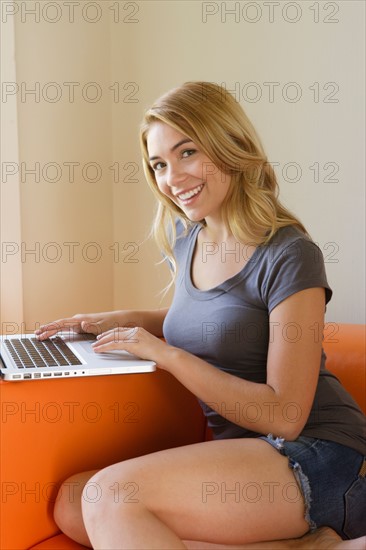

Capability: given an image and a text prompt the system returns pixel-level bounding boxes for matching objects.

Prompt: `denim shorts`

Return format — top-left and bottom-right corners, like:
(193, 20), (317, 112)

(259, 434), (366, 539)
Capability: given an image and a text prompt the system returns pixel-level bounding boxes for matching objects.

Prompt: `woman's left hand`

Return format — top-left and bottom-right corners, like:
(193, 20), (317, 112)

(91, 326), (172, 368)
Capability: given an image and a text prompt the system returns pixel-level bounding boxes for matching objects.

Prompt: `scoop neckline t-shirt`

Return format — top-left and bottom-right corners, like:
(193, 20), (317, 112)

(162, 221), (365, 455)
(185, 223), (263, 300)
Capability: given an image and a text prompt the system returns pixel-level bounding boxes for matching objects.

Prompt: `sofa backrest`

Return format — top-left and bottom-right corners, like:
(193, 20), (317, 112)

(322, 323), (365, 413)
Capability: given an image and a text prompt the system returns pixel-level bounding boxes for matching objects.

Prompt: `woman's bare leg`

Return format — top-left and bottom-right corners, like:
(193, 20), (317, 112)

(54, 445), (365, 550)
(80, 439), (310, 549)
(54, 469), (97, 547)
(185, 529), (366, 549)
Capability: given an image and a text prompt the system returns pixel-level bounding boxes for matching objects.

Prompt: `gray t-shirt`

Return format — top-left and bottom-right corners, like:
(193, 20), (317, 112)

(163, 222), (366, 456)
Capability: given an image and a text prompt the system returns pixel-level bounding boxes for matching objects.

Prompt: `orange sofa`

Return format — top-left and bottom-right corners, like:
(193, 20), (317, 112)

(1, 323), (365, 550)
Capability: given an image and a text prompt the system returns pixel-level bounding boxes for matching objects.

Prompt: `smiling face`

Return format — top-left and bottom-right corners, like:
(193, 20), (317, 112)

(146, 122), (232, 224)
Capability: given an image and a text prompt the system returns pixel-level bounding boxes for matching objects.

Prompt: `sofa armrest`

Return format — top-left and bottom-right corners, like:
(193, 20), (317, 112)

(0, 368), (206, 550)
(2, 323), (364, 550)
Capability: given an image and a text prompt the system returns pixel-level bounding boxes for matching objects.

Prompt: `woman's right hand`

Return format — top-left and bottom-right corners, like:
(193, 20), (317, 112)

(35, 311), (127, 340)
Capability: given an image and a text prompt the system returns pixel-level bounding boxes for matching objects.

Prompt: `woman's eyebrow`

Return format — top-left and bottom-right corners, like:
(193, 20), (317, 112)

(149, 139), (193, 162)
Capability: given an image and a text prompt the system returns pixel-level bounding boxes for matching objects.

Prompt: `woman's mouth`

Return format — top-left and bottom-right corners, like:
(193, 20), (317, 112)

(176, 184), (204, 204)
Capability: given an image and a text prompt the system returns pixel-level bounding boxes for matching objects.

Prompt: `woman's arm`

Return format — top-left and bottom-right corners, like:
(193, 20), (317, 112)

(93, 288), (325, 440)
(35, 308), (169, 339)
(163, 287), (325, 440)
(123, 308), (169, 337)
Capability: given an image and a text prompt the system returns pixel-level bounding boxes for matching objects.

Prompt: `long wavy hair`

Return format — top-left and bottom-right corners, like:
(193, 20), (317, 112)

(140, 81), (307, 287)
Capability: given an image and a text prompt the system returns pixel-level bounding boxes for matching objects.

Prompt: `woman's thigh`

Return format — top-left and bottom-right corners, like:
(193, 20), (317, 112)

(87, 438), (310, 545)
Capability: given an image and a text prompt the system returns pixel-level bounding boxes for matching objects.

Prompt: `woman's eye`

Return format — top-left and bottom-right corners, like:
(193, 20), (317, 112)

(151, 149), (196, 171)
(152, 161), (165, 171)
(182, 149), (196, 158)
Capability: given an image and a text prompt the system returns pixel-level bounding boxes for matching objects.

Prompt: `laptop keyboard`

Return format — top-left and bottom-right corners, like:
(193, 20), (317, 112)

(3, 337), (82, 369)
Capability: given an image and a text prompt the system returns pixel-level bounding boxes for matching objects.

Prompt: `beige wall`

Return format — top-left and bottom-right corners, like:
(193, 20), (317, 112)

(2, 2), (115, 330)
(1, 8), (23, 331)
(1, 0), (365, 327)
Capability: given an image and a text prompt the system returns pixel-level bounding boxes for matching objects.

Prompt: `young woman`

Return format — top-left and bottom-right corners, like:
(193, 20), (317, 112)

(36, 82), (366, 549)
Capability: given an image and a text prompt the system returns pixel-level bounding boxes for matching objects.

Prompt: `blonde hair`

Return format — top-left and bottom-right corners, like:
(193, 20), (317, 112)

(140, 81), (307, 286)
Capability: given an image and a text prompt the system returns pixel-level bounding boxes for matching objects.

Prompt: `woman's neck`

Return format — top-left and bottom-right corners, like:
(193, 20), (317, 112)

(201, 217), (232, 243)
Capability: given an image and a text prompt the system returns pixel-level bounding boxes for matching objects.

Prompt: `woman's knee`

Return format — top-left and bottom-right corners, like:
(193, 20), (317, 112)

(81, 464), (129, 515)
(54, 470), (98, 537)
(81, 461), (144, 526)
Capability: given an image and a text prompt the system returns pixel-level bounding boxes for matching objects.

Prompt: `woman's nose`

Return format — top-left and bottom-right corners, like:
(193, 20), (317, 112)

(166, 163), (187, 188)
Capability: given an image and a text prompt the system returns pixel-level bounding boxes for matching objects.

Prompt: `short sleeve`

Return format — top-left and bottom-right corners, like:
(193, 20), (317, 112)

(162, 217), (193, 272)
(263, 238), (333, 313)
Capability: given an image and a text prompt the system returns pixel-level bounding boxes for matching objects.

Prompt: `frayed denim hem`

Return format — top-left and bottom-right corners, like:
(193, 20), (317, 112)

(259, 433), (317, 532)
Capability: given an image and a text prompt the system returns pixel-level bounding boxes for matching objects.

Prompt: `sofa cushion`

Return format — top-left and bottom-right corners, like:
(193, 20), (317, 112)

(29, 533), (88, 549)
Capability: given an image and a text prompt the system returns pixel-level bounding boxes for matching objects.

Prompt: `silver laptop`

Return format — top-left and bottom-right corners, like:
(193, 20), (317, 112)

(0, 332), (156, 381)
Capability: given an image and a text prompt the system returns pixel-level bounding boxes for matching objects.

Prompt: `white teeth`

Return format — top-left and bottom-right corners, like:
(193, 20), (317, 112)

(178, 184), (203, 201)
